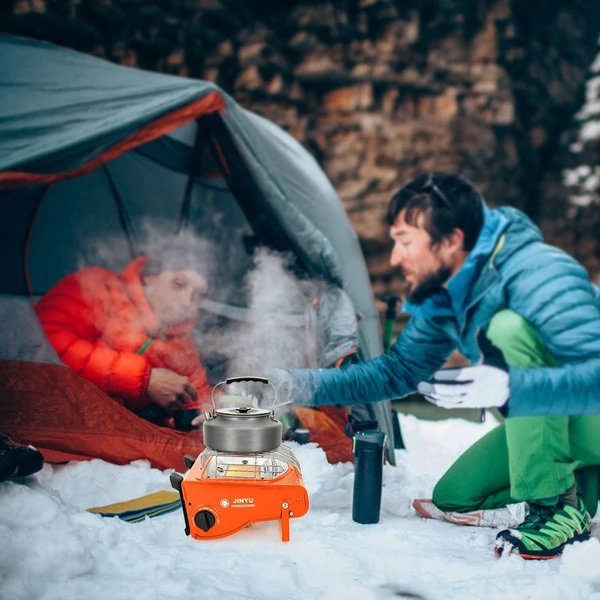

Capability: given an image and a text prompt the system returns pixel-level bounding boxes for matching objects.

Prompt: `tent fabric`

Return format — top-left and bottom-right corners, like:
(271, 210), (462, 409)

(313, 285), (360, 368)
(0, 295), (61, 364)
(0, 93), (226, 187)
(221, 108), (383, 362)
(0, 35), (225, 177)
(0, 34), (397, 463)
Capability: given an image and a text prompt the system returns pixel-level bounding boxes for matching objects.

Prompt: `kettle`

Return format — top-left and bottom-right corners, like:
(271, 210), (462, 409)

(203, 376), (283, 453)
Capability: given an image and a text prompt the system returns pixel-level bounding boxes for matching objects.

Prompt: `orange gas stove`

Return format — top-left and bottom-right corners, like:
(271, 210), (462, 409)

(170, 376), (309, 542)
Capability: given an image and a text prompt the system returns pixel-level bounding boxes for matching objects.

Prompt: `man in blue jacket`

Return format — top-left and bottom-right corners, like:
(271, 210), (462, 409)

(274, 173), (600, 559)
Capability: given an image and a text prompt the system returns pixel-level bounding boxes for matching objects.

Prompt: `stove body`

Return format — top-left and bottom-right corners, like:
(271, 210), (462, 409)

(171, 445), (309, 541)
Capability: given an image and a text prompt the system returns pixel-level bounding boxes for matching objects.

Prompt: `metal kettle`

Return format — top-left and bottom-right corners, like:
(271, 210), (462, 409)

(203, 376), (282, 453)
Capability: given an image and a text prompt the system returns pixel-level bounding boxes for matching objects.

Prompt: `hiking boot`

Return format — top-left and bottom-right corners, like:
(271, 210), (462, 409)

(495, 497), (591, 560)
(0, 434), (44, 482)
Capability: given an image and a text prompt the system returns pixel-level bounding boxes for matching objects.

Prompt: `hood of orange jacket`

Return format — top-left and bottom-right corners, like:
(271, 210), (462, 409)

(120, 257), (198, 339)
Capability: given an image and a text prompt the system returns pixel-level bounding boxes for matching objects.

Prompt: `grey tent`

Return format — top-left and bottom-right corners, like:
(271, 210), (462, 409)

(0, 34), (398, 463)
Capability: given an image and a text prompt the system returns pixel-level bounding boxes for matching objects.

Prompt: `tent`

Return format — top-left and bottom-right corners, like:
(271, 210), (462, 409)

(0, 34), (398, 464)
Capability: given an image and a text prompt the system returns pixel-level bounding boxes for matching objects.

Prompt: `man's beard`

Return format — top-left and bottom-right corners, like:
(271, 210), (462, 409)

(406, 266), (453, 305)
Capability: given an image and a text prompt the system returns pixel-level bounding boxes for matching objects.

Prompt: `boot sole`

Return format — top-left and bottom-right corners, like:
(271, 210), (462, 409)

(495, 531), (591, 560)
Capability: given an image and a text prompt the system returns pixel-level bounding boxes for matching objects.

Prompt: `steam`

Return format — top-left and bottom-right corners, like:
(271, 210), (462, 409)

(202, 249), (319, 373)
(77, 217), (217, 277)
(72, 223), (347, 406)
(195, 247), (326, 404)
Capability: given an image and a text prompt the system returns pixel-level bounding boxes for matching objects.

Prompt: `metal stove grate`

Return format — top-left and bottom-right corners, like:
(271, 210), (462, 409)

(199, 444), (301, 480)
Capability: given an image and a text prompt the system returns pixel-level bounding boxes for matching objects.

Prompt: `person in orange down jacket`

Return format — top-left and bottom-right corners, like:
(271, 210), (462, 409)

(35, 237), (213, 427)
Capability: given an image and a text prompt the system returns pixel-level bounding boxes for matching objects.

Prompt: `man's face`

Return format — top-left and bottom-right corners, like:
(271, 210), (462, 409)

(389, 211), (454, 304)
(143, 270), (208, 327)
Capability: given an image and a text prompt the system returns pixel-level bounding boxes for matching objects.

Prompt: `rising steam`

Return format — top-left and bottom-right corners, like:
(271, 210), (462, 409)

(71, 223), (354, 406)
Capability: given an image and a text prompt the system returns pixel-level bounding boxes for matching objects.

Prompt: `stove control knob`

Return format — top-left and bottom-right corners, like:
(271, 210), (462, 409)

(194, 510), (216, 532)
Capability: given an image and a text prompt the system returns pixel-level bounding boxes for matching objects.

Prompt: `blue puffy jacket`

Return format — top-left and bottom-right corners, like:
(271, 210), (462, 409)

(303, 205), (600, 416)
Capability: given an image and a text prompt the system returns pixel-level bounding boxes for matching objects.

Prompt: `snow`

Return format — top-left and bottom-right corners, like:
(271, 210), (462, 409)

(564, 45), (600, 207)
(562, 164), (600, 206)
(575, 75), (600, 122)
(1, 414), (599, 600)
(579, 119), (600, 143)
(592, 36), (600, 73)
(568, 194), (595, 208)
(568, 42), (600, 158)
(564, 165), (593, 186)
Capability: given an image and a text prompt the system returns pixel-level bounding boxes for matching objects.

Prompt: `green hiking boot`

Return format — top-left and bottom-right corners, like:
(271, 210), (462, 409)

(495, 497), (591, 560)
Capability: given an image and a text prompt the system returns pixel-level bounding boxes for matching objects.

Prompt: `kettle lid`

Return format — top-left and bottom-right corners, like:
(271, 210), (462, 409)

(214, 406), (271, 418)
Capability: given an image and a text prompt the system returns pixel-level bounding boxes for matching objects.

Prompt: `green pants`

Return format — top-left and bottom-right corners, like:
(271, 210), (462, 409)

(432, 310), (600, 517)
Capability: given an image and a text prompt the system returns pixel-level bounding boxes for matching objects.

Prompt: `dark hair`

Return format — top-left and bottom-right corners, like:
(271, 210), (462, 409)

(386, 173), (484, 251)
(142, 235), (214, 281)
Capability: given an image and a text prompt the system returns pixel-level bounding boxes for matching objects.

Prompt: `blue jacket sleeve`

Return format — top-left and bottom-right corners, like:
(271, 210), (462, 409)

(299, 315), (455, 407)
(504, 245), (600, 416)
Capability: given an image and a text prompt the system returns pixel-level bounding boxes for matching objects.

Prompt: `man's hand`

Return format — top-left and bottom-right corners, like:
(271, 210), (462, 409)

(146, 368), (198, 412)
(416, 329), (510, 410)
(265, 368), (315, 407)
(266, 368), (295, 406)
(417, 364), (509, 409)
(190, 414), (203, 428)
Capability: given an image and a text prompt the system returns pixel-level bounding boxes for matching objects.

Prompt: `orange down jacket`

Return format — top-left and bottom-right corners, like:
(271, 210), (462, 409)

(35, 257), (212, 412)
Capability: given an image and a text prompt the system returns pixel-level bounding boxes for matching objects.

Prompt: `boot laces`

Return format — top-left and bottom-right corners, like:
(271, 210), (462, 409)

(520, 504), (556, 530)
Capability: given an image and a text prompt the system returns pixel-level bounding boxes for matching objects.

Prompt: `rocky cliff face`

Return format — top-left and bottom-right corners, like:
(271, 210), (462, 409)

(4, 0), (600, 305)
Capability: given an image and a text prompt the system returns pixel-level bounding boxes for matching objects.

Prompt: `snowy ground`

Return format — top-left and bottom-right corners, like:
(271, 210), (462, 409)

(1, 414), (600, 600)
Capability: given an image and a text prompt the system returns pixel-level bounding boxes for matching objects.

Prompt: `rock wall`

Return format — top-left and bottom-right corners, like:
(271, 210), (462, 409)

(3, 0), (600, 305)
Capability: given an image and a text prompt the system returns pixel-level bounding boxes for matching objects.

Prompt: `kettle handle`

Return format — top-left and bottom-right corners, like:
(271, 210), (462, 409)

(225, 376), (268, 385)
(210, 376), (281, 415)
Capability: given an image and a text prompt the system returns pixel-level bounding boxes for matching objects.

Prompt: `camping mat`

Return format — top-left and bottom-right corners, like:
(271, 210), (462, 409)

(87, 490), (180, 523)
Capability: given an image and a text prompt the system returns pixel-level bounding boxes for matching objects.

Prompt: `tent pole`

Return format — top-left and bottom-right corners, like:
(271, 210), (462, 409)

(203, 113), (306, 265)
(177, 119), (206, 234)
(102, 165), (138, 259)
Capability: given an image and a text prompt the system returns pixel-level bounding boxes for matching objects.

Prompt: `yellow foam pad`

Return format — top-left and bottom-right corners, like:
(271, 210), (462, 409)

(88, 490), (180, 517)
